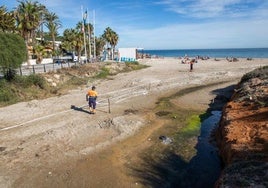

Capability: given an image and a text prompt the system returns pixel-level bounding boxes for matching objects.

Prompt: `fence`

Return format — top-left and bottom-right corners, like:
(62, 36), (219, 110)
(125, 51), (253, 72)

(0, 58), (100, 77)
(17, 61), (78, 76)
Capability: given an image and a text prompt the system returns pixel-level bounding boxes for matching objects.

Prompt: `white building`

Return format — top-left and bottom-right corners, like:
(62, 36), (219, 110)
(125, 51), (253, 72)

(118, 48), (139, 62)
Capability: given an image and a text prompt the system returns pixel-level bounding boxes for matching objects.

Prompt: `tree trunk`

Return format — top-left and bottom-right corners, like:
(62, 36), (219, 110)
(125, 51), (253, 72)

(111, 46), (115, 60)
(52, 34), (55, 53)
(25, 40), (31, 66)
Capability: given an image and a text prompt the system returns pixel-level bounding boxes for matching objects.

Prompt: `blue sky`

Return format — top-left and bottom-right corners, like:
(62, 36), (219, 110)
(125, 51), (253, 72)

(2, 0), (268, 49)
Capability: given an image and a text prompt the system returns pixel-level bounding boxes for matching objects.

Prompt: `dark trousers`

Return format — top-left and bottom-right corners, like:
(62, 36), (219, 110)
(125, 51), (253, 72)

(88, 98), (96, 109)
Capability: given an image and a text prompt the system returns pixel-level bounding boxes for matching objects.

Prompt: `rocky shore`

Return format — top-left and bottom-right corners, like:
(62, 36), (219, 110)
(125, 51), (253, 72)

(216, 66), (268, 187)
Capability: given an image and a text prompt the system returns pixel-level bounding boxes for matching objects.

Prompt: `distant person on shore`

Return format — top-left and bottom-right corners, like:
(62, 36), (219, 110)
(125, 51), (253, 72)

(190, 59), (195, 72)
(86, 86), (98, 114)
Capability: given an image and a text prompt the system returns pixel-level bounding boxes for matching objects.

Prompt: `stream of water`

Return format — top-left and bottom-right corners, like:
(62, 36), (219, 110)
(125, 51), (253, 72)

(185, 111), (222, 187)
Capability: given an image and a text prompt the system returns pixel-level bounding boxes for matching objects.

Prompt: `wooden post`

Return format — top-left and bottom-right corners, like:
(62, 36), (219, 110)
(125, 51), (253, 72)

(19, 66), (22, 76)
(32, 65), (35, 74)
(108, 98), (111, 113)
(43, 64), (46, 72)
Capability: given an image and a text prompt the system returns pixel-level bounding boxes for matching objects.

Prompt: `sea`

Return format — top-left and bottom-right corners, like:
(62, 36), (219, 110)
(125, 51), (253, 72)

(139, 48), (268, 58)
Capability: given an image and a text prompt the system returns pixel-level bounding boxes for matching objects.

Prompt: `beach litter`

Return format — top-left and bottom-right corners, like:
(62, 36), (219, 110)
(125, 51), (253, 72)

(159, 135), (173, 145)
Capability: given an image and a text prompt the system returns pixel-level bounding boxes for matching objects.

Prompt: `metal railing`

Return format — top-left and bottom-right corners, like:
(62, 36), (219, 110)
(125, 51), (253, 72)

(17, 61), (78, 75)
(0, 58), (100, 77)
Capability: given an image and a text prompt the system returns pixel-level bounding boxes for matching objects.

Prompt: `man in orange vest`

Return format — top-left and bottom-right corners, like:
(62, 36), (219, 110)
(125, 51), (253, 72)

(86, 86), (98, 114)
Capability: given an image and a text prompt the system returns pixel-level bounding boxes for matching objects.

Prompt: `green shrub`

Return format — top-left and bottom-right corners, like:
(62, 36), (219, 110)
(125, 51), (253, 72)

(3, 68), (17, 81)
(94, 67), (110, 79)
(125, 61), (149, 70)
(0, 33), (27, 80)
(0, 89), (13, 102)
(0, 79), (16, 103)
(12, 74), (46, 89)
(126, 61), (138, 65)
(12, 75), (28, 87)
(27, 74), (46, 89)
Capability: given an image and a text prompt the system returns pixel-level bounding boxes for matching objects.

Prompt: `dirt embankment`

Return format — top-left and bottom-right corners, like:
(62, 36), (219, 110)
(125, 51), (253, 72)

(216, 66), (268, 187)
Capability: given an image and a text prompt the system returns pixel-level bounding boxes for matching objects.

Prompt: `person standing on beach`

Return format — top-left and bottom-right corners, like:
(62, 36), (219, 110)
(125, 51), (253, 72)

(86, 86), (98, 114)
(190, 59), (195, 72)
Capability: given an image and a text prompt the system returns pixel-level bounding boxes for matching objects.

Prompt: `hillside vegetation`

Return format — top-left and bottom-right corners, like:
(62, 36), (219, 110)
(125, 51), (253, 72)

(0, 62), (148, 107)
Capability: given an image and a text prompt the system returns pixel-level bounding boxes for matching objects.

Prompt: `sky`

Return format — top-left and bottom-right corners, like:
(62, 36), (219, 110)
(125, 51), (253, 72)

(2, 0), (268, 50)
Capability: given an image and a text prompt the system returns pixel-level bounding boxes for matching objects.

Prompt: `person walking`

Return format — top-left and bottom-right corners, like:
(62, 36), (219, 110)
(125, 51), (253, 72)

(86, 86), (98, 114)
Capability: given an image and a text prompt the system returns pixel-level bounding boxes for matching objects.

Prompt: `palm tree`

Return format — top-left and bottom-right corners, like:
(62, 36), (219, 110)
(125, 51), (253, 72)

(110, 31), (119, 60)
(75, 22), (87, 60)
(0, 6), (16, 33)
(15, 0), (45, 45)
(62, 27), (83, 62)
(44, 11), (61, 53)
(102, 27), (119, 60)
(62, 29), (76, 52)
(34, 44), (45, 64)
(95, 36), (106, 57)
(102, 27), (112, 49)
(15, 0), (46, 64)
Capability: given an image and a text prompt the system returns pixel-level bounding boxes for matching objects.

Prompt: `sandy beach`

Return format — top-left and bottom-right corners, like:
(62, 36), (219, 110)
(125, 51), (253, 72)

(0, 57), (267, 187)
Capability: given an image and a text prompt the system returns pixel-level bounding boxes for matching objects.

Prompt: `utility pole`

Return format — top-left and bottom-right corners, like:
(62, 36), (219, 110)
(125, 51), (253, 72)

(87, 8), (91, 60)
(81, 6), (87, 62)
(93, 10), (96, 59)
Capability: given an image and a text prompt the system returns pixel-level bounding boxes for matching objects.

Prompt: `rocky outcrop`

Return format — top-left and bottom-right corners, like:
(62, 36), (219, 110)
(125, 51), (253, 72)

(216, 66), (268, 187)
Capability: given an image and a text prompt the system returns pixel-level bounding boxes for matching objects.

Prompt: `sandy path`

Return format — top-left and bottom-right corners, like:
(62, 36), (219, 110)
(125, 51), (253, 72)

(0, 58), (267, 187)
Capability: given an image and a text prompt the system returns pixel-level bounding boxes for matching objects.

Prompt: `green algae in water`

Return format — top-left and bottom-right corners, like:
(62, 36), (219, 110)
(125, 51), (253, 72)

(171, 113), (202, 161)
(154, 93), (204, 160)
(181, 114), (201, 137)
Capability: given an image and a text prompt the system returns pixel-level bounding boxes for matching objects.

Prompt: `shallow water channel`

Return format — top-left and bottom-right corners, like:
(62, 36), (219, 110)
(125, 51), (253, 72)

(181, 110), (222, 187)
(130, 84), (233, 188)
(133, 109), (223, 188)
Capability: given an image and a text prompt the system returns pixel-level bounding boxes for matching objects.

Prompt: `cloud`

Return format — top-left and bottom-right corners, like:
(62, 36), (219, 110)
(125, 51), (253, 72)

(94, 0), (268, 49)
(117, 18), (268, 49)
(156, 0), (268, 19)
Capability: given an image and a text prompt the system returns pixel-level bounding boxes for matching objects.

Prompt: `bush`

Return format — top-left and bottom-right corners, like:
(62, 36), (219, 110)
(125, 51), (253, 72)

(27, 74), (46, 89)
(0, 89), (14, 102)
(12, 74), (46, 89)
(0, 74), (48, 106)
(94, 67), (110, 79)
(12, 75), (28, 87)
(3, 68), (17, 81)
(0, 79), (16, 103)
(125, 61), (149, 71)
(0, 33), (27, 80)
